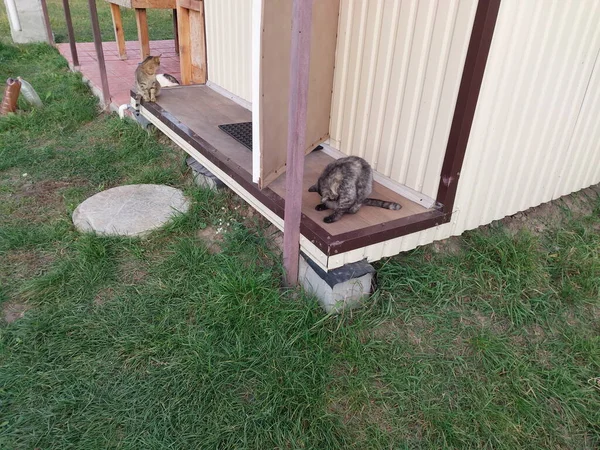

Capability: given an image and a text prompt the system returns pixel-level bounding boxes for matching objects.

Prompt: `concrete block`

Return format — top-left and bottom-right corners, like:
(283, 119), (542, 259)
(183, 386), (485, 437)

(3, 0), (49, 44)
(186, 156), (226, 190)
(299, 254), (375, 314)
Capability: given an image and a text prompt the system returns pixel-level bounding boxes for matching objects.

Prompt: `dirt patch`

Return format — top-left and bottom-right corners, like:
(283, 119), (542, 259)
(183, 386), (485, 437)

(196, 226), (224, 254)
(3, 301), (31, 323)
(3, 178), (87, 223)
(94, 287), (116, 306)
(119, 259), (148, 285)
(496, 186), (599, 237)
(1, 250), (55, 282)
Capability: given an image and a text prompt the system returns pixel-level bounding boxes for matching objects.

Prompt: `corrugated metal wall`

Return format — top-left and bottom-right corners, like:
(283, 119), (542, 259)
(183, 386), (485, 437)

(329, 0), (478, 199)
(330, 0), (600, 268)
(204, 0), (252, 103)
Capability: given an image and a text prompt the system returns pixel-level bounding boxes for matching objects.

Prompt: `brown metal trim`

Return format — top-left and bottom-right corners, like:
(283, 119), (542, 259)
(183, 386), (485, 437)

(62, 0), (79, 66)
(327, 209), (450, 254)
(139, 94), (451, 258)
(88, 0), (111, 109)
(436, 0), (501, 214)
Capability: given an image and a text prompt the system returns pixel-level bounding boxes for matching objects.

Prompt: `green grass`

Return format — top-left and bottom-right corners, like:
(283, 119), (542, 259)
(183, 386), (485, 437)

(0, 41), (599, 449)
(0, 0), (174, 44)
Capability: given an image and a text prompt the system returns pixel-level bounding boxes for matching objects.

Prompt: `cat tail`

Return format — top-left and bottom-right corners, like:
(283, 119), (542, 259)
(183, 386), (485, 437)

(364, 198), (402, 210)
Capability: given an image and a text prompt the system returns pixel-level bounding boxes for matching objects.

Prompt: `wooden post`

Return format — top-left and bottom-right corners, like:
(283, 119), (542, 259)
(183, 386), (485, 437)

(88, 0), (111, 109)
(40, 0), (54, 45)
(172, 9), (179, 55)
(135, 8), (151, 60)
(62, 0), (79, 66)
(176, 0), (206, 85)
(177, 4), (191, 84)
(283, 0), (314, 286)
(110, 3), (127, 60)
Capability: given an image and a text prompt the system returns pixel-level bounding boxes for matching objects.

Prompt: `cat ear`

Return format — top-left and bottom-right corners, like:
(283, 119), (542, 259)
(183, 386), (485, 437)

(308, 184), (318, 192)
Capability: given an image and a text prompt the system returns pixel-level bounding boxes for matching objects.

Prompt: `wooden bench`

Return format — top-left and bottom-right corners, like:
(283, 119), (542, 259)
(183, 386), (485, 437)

(105, 0), (178, 60)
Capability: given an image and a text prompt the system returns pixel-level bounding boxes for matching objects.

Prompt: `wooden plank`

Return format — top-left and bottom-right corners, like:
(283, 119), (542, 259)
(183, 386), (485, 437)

(259, 0), (340, 189)
(177, 5), (192, 84)
(283, 0), (314, 286)
(176, 0), (202, 12)
(135, 8), (150, 59)
(189, 7), (207, 83)
(106, 0), (176, 9)
(172, 9), (179, 54)
(110, 3), (127, 60)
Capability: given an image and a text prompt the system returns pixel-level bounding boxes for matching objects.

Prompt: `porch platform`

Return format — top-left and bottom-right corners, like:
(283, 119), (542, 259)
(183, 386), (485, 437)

(57, 40), (180, 109)
(137, 85), (448, 269)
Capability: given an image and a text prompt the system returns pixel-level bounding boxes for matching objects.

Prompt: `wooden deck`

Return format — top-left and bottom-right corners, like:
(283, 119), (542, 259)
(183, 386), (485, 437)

(137, 85), (447, 269)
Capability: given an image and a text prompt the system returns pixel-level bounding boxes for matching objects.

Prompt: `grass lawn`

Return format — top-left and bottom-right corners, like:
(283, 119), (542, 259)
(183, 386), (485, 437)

(1, 40), (599, 449)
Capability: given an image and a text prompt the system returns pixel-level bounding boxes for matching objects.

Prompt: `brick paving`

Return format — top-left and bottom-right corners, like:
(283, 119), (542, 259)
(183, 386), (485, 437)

(57, 40), (181, 109)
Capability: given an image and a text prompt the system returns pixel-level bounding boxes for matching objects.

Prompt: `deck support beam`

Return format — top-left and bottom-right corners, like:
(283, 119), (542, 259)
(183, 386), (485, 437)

(283, 0), (314, 286)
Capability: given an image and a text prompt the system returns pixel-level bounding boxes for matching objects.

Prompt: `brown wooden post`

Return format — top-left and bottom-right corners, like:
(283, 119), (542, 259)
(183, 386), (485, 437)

(135, 8), (151, 60)
(176, 0), (206, 85)
(88, 0), (111, 109)
(283, 0), (314, 286)
(62, 0), (79, 66)
(39, 0), (54, 45)
(172, 9), (179, 55)
(109, 3), (127, 60)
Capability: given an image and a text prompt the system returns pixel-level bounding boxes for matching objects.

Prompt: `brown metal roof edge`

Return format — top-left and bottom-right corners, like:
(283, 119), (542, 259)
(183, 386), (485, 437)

(138, 94), (448, 258)
(436, 0), (502, 214)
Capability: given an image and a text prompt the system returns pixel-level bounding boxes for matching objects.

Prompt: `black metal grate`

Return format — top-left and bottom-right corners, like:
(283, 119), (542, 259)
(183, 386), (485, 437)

(218, 122), (252, 151)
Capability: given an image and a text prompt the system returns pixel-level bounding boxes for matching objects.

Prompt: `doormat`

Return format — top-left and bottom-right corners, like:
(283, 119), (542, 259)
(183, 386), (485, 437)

(218, 122), (252, 151)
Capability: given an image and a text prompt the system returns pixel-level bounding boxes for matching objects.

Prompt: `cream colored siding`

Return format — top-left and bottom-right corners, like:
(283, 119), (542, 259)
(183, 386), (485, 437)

(204, 0), (252, 102)
(329, 0), (478, 198)
(328, 0), (600, 270)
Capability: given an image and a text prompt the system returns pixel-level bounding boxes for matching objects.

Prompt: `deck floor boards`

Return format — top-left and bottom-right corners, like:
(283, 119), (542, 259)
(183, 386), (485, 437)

(146, 85), (438, 256)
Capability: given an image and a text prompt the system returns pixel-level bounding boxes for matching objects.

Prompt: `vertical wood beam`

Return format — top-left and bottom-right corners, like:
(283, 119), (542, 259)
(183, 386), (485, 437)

(110, 3), (127, 60)
(88, 0), (111, 109)
(283, 0), (314, 286)
(177, 5), (192, 84)
(172, 9), (179, 55)
(189, 7), (207, 83)
(135, 8), (150, 60)
(62, 0), (79, 66)
(177, 1), (206, 85)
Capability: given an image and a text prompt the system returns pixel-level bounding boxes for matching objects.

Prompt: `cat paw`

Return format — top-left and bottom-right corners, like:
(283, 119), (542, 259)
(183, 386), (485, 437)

(324, 215), (338, 223)
(315, 204), (328, 211)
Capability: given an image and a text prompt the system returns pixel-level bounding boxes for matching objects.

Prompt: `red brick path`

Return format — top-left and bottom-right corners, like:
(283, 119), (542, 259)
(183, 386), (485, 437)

(57, 40), (181, 109)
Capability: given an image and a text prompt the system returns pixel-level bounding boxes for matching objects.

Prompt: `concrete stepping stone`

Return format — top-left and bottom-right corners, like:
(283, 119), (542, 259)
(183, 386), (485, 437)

(73, 184), (189, 237)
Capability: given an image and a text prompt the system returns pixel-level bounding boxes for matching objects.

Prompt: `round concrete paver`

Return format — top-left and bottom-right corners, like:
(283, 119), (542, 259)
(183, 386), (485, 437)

(73, 184), (190, 237)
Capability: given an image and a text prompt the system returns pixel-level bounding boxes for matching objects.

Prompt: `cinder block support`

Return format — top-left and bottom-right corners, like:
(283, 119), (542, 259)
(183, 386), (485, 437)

(186, 156), (226, 191)
(3, 0), (50, 44)
(299, 253), (375, 314)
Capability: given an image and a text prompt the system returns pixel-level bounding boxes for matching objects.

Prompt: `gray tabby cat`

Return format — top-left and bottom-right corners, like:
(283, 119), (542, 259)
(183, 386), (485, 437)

(135, 55), (161, 102)
(308, 156), (402, 223)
